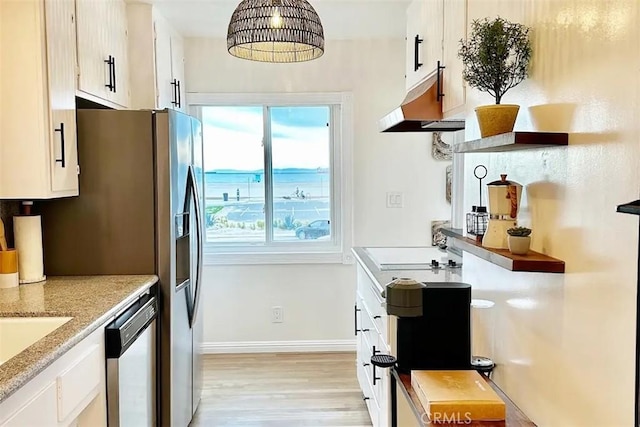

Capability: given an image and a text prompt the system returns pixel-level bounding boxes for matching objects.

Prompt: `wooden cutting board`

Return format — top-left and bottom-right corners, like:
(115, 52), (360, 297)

(411, 370), (506, 423)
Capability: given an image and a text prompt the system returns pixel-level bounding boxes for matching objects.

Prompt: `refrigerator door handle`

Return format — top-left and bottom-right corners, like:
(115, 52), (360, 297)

(188, 164), (204, 327)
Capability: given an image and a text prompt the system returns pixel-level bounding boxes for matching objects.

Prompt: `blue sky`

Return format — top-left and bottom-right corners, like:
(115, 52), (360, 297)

(202, 106), (330, 171)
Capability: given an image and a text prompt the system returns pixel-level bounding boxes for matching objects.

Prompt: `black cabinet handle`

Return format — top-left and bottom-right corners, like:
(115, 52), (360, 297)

(414, 34), (423, 72)
(363, 395), (370, 401)
(54, 123), (66, 168)
(176, 80), (181, 108)
(171, 79), (178, 106)
(354, 305), (361, 336)
(373, 315), (381, 319)
(372, 364), (381, 386)
(361, 328), (370, 332)
(363, 362), (370, 367)
(436, 60), (445, 102)
(104, 56), (114, 91)
(112, 56), (117, 93)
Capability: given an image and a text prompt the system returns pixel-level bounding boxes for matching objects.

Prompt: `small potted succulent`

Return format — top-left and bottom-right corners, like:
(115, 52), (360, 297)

(507, 226), (531, 255)
(458, 17), (532, 137)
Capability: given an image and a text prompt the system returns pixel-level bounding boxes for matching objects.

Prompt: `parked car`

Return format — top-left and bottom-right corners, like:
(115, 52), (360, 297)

(295, 220), (330, 240)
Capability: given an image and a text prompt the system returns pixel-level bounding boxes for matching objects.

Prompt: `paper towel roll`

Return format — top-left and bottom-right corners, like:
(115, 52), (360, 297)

(14, 215), (46, 284)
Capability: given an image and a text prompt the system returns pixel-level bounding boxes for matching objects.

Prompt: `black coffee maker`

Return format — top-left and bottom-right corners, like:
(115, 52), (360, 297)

(385, 278), (471, 373)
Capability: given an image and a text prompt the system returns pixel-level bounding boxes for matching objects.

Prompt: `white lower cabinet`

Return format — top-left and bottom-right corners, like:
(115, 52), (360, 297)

(1, 382), (57, 427)
(0, 327), (106, 427)
(356, 264), (390, 427)
(356, 263), (417, 427)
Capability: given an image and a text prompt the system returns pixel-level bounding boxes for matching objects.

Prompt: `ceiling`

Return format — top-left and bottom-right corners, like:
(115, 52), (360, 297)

(148, 0), (410, 40)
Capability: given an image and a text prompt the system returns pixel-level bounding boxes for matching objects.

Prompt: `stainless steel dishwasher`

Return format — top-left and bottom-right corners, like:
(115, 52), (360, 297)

(105, 292), (158, 427)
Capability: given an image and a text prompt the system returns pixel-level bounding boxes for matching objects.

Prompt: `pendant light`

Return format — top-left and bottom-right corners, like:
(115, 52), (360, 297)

(227, 0), (325, 63)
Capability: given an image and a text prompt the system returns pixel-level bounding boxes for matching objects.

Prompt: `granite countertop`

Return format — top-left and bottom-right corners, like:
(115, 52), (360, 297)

(0, 275), (158, 403)
(351, 247), (463, 295)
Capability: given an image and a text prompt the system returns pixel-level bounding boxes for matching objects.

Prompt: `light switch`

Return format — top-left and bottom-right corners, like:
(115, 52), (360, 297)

(386, 192), (403, 208)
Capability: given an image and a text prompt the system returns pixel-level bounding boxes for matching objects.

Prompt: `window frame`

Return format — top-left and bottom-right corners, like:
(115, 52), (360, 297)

(188, 92), (354, 266)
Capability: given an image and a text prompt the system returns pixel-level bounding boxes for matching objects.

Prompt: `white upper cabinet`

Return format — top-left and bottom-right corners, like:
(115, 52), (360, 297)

(442, 0), (467, 116)
(153, 12), (174, 109)
(405, 0), (442, 91)
(109, 0), (131, 108)
(405, 0), (428, 90)
(155, 10), (186, 112)
(0, 0), (79, 199)
(405, 0), (467, 115)
(76, 0), (130, 108)
(127, 4), (186, 112)
(168, 28), (186, 112)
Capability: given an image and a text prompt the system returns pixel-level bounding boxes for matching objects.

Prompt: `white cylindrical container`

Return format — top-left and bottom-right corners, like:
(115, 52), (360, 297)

(0, 272), (19, 289)
(471, 299), (496, 359)
(14, 215), (46, 284)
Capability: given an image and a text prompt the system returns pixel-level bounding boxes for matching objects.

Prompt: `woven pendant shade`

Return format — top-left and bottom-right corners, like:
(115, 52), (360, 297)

(227, 0), (324, 63)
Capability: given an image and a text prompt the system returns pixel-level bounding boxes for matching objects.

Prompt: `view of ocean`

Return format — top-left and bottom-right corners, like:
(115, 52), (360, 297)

(205, 169), (330, 201)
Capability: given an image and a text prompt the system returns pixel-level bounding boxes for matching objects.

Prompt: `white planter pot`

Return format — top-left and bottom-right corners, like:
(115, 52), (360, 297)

(507, 235), (530, 255)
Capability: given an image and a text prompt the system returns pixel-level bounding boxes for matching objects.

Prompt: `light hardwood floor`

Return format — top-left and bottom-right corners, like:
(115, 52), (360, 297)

(191, 352), (372, 427)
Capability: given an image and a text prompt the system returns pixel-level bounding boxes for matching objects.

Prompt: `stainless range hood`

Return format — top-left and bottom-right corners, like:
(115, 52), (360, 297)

(379, 67), (465, 133)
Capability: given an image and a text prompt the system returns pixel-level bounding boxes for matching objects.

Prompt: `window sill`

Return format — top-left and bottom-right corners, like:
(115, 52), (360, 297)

(204, 251), (355, 266)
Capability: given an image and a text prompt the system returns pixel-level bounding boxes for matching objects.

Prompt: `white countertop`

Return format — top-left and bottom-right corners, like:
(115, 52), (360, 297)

(351, 247), (464, 295)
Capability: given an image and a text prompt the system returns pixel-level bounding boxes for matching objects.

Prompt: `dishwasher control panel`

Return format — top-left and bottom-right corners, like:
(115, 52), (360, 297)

(105, 294), (158, 358)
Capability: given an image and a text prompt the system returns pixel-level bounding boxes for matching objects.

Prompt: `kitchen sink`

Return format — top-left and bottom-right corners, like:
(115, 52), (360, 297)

(0, 317), (73, 365)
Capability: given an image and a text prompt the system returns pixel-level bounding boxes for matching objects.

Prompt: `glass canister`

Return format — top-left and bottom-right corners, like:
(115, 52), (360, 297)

(466, 205), (488, 238)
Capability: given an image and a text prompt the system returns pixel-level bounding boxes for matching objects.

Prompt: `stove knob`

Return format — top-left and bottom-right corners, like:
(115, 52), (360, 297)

(448, 260), (457, 267)
(431, 259), (439, 268)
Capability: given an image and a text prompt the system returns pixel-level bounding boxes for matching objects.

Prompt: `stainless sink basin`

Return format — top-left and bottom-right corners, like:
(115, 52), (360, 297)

(0, 317), (73, 365)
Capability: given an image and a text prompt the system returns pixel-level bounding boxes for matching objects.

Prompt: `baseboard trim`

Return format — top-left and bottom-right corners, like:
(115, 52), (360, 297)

(202, 339), (357, 354)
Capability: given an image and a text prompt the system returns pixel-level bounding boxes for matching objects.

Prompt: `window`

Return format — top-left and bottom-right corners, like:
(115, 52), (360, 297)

(189, 93), (353, 265)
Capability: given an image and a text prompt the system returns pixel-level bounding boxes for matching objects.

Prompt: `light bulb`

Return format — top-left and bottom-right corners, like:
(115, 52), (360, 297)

(270, 7), (283, 28)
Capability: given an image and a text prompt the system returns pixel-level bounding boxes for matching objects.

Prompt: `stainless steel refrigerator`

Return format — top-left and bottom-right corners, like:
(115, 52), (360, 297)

(41, 109), (204, 427)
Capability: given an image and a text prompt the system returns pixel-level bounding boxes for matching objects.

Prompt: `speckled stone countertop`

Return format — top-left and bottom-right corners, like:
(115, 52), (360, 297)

(0, 275), (158, 403)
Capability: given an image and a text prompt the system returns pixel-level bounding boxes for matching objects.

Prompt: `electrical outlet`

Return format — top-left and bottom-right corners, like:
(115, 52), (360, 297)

(271, 306), (283, 323)
(386, 192), (403, 208)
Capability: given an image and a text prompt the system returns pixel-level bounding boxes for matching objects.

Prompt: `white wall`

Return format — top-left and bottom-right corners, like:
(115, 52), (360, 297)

(458, 1), (640, 425)
(186, 38), (452, 346)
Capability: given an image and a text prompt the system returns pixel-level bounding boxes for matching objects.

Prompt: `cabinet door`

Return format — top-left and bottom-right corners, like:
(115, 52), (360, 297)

(153, 15), (175, 109)
(76, 0), (110, 102)
(404, 0), (427, 90)
(1, 382), (57, 427)
(109, 0), (130, 107)
(170, 32), (185, 112)
(45, 0), (79, 193)
(423, 0), (444, 74)
(442, 0), (467, 115)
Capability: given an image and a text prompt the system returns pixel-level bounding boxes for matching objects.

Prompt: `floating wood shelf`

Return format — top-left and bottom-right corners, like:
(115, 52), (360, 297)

(617, 200), (640, 216)
(442, 228), (565, 273)
(454, 131), (568, 153)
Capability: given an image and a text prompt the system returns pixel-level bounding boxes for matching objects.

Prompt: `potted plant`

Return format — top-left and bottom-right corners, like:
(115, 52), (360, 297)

(507, 226), (531, 255)
(458, 17), (532, 137)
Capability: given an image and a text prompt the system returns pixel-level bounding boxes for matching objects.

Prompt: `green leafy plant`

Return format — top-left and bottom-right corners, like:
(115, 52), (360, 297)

(507, 226), (531, 237)
(283, 214), (297, 230)
(458, 17), (532, 104)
